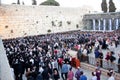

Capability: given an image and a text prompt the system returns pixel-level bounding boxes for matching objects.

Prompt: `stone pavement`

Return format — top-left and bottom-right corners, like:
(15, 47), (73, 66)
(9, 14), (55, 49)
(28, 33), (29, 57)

(59, 67), (108, 80)
(67, 44), (120, 80)
(67, 50), (108, 80)
(17, 44), (120, 80)
(22, 67), (108, 80)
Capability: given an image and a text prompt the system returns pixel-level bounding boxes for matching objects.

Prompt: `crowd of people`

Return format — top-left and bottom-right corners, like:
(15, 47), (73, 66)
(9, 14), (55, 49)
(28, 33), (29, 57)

(76, 30), (120, 73)
(2, 30), (120, 80)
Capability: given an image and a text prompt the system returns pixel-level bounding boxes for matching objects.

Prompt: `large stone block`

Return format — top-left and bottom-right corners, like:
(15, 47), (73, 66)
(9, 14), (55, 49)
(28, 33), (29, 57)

(0, 5), (91, 39)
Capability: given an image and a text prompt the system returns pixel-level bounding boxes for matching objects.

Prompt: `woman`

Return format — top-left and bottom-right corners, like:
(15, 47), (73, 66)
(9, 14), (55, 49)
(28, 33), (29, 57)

(95, 68), (101, 80)
(67, 67), (74, 80)
(53, 68), (60, 80)
(91, 72), (97, 80)
(107, 72), (115, 80)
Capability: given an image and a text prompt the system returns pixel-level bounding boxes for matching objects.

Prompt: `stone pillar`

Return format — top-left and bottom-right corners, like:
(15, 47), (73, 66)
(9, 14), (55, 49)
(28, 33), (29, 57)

(93, 19), (96, 31)
(109, 19), (112, 31)
(98, 19), (101, 31)
(103, 19), (106, 31)
(0, 38), (14, 80)
(116, 18), (119, 30)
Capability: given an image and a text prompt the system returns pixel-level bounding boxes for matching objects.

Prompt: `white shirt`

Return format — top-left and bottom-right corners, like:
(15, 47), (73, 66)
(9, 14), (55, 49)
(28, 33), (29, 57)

(82, 49), (87, 56)
(39, 67), (44, 73)
(51, 61), (55, 69)
(108, 76), (115, 80)
(30, 58), (34, 65)
(11, 68), (15, 78)
(91, 76), (97, 80)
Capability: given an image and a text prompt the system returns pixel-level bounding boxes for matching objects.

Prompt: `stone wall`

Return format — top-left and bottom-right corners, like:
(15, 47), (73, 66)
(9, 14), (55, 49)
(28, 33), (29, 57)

(0, 4), (91, 39)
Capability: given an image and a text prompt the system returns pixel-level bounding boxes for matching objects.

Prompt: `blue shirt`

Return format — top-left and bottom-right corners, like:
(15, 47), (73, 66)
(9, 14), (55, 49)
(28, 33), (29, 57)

(94, 50), (99, 58)
(79, 75), (87, 80)
(61, 64), (69, 73)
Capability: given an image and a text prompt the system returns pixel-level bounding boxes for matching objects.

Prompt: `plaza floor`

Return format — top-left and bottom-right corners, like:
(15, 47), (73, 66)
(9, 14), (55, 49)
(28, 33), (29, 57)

(23, 67), (108, 80)
(14, 45), (120, 80)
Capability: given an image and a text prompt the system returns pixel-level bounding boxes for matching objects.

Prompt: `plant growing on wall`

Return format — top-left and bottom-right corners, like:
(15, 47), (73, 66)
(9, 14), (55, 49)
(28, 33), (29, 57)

(67, 21), (71, 25)
(5, 25), (8, 28)
(47, 29), (51, 33)
(10, 30), (13, 33)
(51, 21), (56, 26)
(76, 24), (79, 28)
(12, 3), (16, 4)
(24, 33), (27, 35)
(59, 21), (62, 27)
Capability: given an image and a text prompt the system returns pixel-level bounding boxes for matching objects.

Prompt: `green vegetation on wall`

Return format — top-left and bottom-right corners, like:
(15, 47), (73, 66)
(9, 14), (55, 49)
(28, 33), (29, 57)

(47, 29), (51, 33)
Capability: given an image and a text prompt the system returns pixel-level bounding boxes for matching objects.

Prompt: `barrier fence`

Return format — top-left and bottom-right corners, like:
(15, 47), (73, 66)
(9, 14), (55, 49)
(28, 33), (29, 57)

(79, 55), (120, 73)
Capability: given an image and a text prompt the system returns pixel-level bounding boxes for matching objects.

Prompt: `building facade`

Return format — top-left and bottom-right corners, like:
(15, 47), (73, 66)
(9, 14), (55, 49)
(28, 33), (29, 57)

(83, 12), (120, 31)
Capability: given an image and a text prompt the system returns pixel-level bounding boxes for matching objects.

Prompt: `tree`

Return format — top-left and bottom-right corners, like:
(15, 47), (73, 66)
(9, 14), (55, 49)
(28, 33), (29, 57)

(101, 0), (107, 13)
(109, 0), (116, 12)
(12, 3), (16, 4)
(22, 1), (25, 5)
(47, 29), (51, 33)
(40, 0), (60, 6)
(32, 0), (37, 5)
(17, 0), (20, 4)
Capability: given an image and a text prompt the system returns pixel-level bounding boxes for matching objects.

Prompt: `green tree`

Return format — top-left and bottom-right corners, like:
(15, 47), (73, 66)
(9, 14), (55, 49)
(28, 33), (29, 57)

(47, 29), (51, 33)
(40, 0), (60, 6)
(22, 1), (25, 5)
(109, 0), (116, 12)
(17, 0), (20, 4)
(101, 0), (107, 13)
(32, 0), (37, 5)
